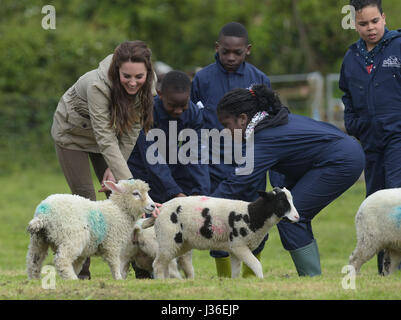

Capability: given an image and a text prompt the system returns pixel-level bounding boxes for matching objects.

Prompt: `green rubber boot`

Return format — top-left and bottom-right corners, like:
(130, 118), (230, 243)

(215, 256), (232, 278)
(242, 252), (261, 278)
(289, 239), (321, 277)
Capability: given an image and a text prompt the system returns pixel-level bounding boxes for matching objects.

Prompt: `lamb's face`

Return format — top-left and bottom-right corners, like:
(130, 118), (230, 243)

(255, 187), (299, 223)
(279, 188), (299, 223)
(104, 179), (155, 217)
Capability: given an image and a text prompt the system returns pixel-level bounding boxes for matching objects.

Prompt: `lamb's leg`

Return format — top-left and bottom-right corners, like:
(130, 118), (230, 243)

(104, 255), (123, 280)
(382, 249), (401, 276)
(230, 247), (263, 278)
(177, 251), (194, 279)
(349, 242), (377, 274)
(153, 251), (174, 279)
(54, 246), (79, 280)
(167, 259), (182, 279)
(230, 254), (241, 278)
(120, 260), (131, 279)
(72, 256), (87, 276)
(26, 234), (49, 279)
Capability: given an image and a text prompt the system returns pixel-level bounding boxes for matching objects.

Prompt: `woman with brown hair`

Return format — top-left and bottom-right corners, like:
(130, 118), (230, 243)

(51, 40), (156, 279)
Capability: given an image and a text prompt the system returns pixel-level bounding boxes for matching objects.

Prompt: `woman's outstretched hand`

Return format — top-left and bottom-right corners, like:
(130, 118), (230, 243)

(98, 168), (116, 193)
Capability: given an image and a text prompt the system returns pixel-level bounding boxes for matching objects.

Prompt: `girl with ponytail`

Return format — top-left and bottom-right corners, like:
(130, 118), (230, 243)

(213, 84), (365, 277)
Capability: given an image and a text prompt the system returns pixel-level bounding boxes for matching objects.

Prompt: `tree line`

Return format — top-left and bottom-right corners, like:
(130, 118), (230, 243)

(1, 0), (400, 173)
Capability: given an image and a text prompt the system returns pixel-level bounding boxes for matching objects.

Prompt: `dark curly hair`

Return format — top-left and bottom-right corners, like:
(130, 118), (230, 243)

(160, 70), (191, 94)
(350, 0), (383, 13)
(217, 84), (284, 120)
(218, 22), (249, 44)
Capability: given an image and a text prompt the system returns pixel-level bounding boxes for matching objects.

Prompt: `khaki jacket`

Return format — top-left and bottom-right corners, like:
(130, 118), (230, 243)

(51, 54), (145, 181)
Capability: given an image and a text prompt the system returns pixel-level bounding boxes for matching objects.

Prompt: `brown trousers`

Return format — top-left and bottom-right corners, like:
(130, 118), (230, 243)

(55, 144), (110, 279)
(55, 144), (109, 201)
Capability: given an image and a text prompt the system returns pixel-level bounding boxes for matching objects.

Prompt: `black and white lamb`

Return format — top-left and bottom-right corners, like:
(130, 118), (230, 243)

(349, 188), (401, 275)
(26, 179), (155, 280)
(144, 187), (299, 279)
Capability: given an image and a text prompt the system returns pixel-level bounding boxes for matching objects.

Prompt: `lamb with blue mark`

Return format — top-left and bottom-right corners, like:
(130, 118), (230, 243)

(26, 179), (155, 280)
(87, 209), (107, 245)
(35, 203), (51, 216)
(143, 187), (299, 279)
(349, 188), (401, 276)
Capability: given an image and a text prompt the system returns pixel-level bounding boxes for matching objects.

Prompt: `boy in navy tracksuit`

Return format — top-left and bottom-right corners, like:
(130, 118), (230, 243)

(339, 0), (401, 273)
(190, 22), (271, 277)
(128, 71), (210, 204)
(213, 85), (365, 277)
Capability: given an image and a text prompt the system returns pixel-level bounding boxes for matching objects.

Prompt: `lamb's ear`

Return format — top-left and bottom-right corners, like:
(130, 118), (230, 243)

(257, 190), (266, 197)
(257, 190), (275, 200)
(272, 187), (283, 194)
(104, 181), (124, 193)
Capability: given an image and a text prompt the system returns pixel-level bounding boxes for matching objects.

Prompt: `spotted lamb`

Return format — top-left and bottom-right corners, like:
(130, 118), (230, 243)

(349, 188), (401, 276)
(144, 187), (299, 279)
(132, 220), (194, 278)
(26, 179), (155, 280)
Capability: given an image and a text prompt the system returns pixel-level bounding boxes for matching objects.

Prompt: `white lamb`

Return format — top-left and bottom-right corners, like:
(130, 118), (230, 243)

(132, 220), (194, 278)
(144, 188), (299, 279)
(349, 188), (401, 276)
(26, 179), (155, 280)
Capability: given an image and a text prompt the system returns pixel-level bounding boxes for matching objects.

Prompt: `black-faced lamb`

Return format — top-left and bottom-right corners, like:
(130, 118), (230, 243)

(26, 179), (155, 280)
(144, 187), (299, 279)
(349, 188), (401, 276)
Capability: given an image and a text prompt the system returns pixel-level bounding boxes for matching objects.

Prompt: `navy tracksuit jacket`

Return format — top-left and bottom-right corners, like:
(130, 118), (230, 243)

(127, 96), (210, 203)
(340, 29), (401, 196)
(212, 113), (365, 251)
(191, 54), (271, 192)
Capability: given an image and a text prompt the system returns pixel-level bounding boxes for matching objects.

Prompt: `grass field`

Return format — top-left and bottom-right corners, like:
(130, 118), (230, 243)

(1, 168), (401, 300)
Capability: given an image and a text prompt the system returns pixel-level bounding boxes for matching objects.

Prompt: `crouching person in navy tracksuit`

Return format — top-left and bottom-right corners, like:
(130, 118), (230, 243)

(128, 71), (210, 279)
(339, 0), (401, 273)
(128, 70), (210, 204)
(212, 85), (365, 277)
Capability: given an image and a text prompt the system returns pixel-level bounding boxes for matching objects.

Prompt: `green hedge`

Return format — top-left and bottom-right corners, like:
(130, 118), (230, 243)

(0, 15), (127, 174)
(2, 0), (401, 174)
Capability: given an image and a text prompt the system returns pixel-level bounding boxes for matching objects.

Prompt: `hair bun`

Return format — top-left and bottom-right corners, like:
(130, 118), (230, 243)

(251, 85), (283, 114)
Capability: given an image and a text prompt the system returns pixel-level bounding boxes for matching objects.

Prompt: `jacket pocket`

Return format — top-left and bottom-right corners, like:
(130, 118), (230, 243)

(373, 70), (401, 109)
(394, 70), (401, 85)
(349, 77), (366, 110)
(66, 110), (92, 134)
(64, 86), (93, 137)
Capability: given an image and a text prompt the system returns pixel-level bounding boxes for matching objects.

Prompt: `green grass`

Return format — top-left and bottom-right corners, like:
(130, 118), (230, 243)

(1, 169), (401, 300)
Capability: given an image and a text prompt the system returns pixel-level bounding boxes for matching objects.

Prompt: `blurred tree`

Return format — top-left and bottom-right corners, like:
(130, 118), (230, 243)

(0, 0), (400, 172)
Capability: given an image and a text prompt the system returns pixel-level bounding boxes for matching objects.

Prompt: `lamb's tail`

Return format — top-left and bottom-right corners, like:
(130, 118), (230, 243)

(27, 217), (45, 234)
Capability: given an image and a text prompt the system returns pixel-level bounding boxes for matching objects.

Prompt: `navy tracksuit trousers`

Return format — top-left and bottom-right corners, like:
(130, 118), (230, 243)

(276, 137), (364, 250)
